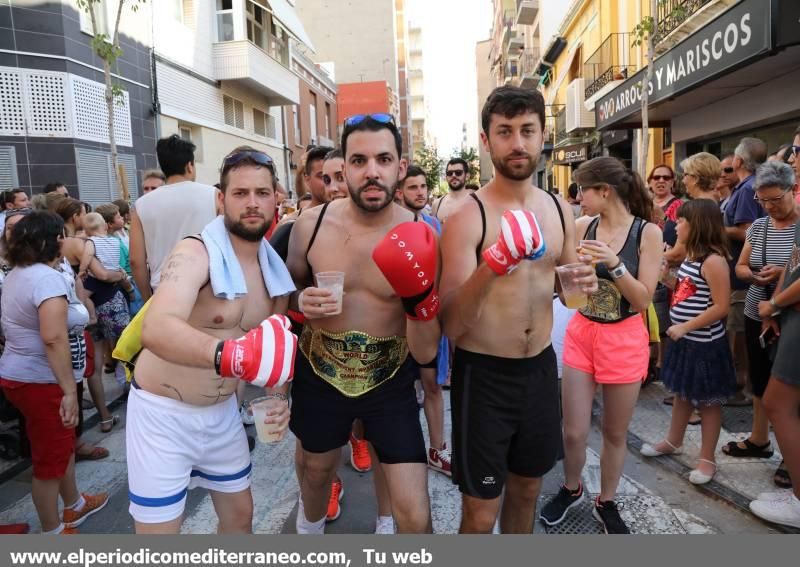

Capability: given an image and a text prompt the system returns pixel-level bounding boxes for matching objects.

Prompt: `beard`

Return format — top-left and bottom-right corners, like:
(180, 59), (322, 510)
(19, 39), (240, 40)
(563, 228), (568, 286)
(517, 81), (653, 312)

(403, 194), (426, 212)
(224, 212), (271, 242)
(349, 179), (395, 212)
(448, 178), (466, 191)
(492, 151), (537, 181)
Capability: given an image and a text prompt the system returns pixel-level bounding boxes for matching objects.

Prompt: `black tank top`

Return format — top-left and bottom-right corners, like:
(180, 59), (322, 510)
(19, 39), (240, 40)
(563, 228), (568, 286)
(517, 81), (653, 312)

(579, 216), (646, 323)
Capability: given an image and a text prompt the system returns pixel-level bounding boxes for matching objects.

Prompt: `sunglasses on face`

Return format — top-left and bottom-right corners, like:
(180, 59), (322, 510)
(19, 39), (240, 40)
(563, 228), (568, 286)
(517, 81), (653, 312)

(221, 150), (275, 176)
(446, 170), (465, 177)
(344, 113), (395, 127)
(722, 167), (735, 174)
(651, 175), (673, 181)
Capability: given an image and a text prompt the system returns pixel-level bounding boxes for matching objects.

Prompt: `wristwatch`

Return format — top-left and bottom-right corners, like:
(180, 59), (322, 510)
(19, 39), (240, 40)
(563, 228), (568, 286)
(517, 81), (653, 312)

(609, 261), (628, 280)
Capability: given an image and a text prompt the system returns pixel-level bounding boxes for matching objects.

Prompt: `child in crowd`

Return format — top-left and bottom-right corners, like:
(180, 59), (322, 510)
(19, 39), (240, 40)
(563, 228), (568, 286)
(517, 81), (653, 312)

(78, 211), (132, 386)
(641, 199), (736, 485)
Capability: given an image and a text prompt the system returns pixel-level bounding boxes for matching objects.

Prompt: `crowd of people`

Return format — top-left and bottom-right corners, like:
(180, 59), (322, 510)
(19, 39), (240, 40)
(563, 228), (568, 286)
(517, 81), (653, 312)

(0, 85), (799, 536)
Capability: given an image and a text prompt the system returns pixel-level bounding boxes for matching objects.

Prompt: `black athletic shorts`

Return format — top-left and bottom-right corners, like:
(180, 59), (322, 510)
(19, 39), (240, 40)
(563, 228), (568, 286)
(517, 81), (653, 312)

(451, 346), (562, 499)
(289, 352), (427, 464)
(418, 355), (437, 370)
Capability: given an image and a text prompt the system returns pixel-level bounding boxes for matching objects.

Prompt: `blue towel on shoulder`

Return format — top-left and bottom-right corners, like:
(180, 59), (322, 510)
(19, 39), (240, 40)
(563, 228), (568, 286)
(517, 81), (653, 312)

(201, 216), (295, 300)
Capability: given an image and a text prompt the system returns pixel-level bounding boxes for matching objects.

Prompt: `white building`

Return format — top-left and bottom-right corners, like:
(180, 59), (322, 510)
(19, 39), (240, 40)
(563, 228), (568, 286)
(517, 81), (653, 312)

(152, 0), (314, 186)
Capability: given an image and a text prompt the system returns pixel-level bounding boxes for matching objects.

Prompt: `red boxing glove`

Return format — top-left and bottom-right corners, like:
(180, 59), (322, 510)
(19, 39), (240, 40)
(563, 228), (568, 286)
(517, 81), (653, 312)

(215, 314), (297, 387)
(372, 221), (440, 321)
(482, 210), (546, 275)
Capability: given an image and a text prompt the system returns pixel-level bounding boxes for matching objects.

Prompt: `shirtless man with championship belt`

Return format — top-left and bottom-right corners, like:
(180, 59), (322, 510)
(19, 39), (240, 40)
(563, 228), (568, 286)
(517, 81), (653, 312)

(287, 114), (441, 534)
(440, 86), (597, 534)
(129, 148), (296, 534)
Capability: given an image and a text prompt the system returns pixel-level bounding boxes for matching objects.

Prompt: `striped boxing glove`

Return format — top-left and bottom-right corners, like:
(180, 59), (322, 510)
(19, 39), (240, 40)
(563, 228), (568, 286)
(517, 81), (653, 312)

(214, 314), (297, 387)
(482, 210), (546, 275)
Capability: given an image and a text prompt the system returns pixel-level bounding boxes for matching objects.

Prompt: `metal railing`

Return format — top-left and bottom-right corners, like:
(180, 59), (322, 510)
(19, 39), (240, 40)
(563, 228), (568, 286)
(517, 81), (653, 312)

(655, 0), (713, 42)
(554, 106), (567, 144)
(583, 33), (635, 99)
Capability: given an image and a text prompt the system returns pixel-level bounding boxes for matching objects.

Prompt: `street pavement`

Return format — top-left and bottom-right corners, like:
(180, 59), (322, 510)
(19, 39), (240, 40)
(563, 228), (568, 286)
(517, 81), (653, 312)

(0, 376), (785, 534)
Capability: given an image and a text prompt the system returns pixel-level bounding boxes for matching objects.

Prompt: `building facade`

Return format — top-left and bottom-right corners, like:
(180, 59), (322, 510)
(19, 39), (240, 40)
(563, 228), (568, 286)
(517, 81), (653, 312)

(294, 0), (412, 160)
(153, 0), (314, 189)
(0, 0), (157, 203)
(408, 25), (430, 159)
(475, 39), (494, 185)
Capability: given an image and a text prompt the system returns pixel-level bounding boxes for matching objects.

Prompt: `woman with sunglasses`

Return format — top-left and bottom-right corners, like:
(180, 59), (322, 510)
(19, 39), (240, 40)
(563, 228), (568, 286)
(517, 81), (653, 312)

(726, 162), (798, 490)
(648, 165), (680, 230)
(541, 157), (663, 534)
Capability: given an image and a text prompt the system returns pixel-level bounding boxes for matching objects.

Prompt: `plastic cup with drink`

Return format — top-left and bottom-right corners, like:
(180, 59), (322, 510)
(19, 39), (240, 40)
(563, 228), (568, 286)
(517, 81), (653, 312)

(314, 271), (345, 316)
(556, 263), (589, 310)
(250, 395), (287, 443)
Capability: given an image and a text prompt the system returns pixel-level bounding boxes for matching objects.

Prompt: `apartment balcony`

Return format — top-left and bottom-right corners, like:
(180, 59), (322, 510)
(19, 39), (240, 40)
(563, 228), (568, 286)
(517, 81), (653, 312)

(655, 0), (739, 53)
(582, 33), (635, 103)
(516, 0), (539, 27)
(213, 41), (299, 106)
(519, 48), (539, 88)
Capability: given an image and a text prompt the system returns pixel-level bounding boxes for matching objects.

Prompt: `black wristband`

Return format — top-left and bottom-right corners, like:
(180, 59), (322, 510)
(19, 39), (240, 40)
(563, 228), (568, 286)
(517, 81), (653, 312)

(214, 341), (224, 375)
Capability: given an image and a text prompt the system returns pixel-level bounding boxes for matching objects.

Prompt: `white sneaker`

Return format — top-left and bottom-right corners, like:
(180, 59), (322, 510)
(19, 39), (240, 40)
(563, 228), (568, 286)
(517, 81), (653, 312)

(750, 494), (800, 528)
(240, 401), (254, 426)
(756, 490), (793, 502)
(375, 516), (395, 534)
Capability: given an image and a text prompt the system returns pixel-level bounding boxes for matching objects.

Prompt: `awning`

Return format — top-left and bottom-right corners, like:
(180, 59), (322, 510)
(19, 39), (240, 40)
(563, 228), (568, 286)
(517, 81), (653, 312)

(594, 0), (800, 130)
(268, 0), (315, 51)
(546, 40), (581, 105)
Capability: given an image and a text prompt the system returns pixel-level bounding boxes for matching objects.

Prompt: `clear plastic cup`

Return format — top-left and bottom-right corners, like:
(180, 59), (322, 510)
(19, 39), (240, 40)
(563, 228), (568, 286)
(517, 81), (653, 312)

(314, 271), (345, 315)
(556, 263), (589, 310)
(250, 396), (286, 443)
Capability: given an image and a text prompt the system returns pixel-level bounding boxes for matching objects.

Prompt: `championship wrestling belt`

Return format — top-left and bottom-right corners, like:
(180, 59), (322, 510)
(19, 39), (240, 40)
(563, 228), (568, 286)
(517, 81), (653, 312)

(299, 326), (409, 398)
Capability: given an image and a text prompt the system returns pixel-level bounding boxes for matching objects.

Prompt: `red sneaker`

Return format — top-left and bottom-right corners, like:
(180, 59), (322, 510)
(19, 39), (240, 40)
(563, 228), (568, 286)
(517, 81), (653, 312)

(326, 478), (344, 522)
(349, 434), (372, 472)
(63, 492), (109, 528)
(428, 445), (452, 476)
(0, 523), (29, 534)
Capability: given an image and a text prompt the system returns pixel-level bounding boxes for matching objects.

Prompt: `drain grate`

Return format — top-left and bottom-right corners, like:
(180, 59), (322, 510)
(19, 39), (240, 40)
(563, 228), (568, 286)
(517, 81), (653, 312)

(721, 405), (753, 433)
(542, 500), (604, 534)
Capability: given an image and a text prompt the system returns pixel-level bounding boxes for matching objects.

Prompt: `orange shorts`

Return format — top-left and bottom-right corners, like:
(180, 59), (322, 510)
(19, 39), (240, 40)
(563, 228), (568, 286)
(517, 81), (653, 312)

(563, 313), (649, 384)
(0, 378), (76, 480)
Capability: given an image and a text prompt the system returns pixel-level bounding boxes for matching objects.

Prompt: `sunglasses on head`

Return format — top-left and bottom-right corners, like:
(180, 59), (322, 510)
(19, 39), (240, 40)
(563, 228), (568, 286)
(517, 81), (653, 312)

(344, 113), (395, 128)
(221, 150), (275, 175)
(446, 170), (465, 177)
(651, 175), (673, 181)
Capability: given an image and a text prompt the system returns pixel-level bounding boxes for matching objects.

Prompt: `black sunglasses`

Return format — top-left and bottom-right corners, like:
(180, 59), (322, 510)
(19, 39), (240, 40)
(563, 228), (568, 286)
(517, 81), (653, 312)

(722, 167), (735, 174)
(446, 170), (465, 177)
(344, 113), (395, 128)
(651, 175), (673, 181)
(221, 150), (275, 175)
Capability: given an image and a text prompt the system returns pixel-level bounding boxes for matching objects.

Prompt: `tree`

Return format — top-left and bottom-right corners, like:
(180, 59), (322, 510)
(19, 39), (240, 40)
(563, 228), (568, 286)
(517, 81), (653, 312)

(633, 1), (688, 177)
(76, 0), (145, 200)
(456, 146), (481, 186)
(414, 142), (443, 196)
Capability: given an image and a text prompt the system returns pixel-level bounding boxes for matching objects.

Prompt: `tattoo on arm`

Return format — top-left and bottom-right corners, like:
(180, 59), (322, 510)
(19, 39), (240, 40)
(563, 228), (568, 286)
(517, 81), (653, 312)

(159, 253), (189, 284)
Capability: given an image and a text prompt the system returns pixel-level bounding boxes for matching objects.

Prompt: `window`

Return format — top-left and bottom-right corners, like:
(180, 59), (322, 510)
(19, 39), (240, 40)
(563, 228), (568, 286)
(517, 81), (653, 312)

(79, 0), (111, 36)
(167, 0), (185, 23)
(269, 18), (289, 65)
(246, 0), (267, 50)
(75, 147), (138, 205)
(293, 106), (301, 145)
(254, 109), (277, 139)
(324, 102), (331, 138)
(216, 0), (234, 42)
(0, 146), (19, 190)
(223, 95), (244, 129)
(309, 96), (317, 144)
(179, 125), (192, 141)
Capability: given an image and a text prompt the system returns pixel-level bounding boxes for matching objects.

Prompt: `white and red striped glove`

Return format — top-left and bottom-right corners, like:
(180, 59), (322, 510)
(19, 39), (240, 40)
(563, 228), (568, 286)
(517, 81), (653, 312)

(215, 314), (297, 387)
(482, 210), (546, 275)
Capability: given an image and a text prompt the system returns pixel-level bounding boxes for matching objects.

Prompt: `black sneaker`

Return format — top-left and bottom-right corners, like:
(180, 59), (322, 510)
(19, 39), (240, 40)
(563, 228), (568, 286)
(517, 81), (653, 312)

(593, 498), (630, 534)
(539, 483), (584, 526)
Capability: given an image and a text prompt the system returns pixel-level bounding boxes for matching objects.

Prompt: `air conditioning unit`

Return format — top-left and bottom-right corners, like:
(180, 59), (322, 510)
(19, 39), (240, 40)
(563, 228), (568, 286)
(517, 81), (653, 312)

(566, 78), (595, 133)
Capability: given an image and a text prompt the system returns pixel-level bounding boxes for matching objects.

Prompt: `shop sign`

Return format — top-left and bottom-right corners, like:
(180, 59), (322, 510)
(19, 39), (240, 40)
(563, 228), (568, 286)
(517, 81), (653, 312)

(595, 0), (771, 129)
(552, 144), (589, 165)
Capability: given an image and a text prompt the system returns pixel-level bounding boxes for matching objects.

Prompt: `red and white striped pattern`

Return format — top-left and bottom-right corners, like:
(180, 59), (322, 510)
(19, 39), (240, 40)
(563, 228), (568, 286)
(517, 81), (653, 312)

(220, 314), (297, 388)
(500, 210), (544, 260)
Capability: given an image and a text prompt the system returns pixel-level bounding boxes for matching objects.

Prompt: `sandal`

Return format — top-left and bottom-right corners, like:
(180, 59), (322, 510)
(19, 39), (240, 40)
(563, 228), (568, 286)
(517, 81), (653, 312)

(689, 459), (717, 485)
(75, 443), (109, 461)
(99, 415), (119, 433)
(688, 410), (702, 426)
(774, 461), (793, 489)
(721, 438), (774, 459)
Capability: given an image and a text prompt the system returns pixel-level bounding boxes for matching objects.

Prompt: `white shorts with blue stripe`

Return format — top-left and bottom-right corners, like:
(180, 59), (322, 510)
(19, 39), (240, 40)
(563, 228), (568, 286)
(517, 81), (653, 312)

(126, 385), (251, 524)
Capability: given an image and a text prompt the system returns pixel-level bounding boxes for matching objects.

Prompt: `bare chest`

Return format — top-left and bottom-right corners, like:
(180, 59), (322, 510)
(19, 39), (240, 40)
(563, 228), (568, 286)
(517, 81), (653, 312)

(189, 264), (274, 332)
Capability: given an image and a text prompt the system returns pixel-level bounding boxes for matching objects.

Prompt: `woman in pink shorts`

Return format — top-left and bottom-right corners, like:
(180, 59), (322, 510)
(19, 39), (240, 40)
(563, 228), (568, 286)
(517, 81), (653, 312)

(539, 157), (663, 534)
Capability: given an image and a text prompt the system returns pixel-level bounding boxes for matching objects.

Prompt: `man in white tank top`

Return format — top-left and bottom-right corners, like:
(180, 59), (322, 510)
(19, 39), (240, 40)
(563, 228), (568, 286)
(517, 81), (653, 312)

(130, 135), (220, 301)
